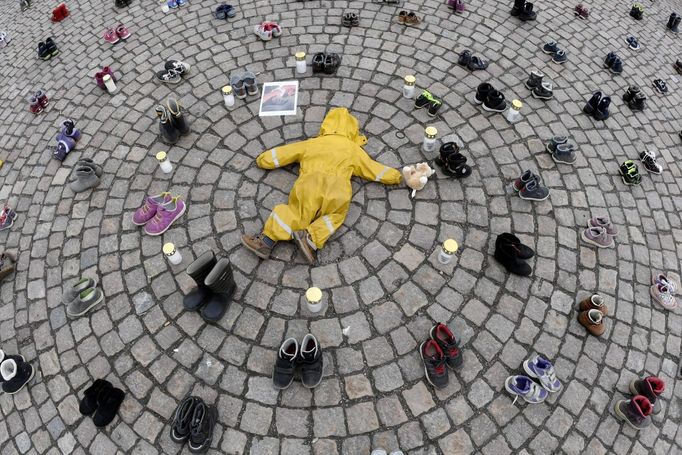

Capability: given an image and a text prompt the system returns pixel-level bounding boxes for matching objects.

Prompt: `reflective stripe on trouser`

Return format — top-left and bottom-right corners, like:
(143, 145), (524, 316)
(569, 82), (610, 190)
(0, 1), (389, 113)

(263, 208), (294, 241)
(307, 212), (345, 249)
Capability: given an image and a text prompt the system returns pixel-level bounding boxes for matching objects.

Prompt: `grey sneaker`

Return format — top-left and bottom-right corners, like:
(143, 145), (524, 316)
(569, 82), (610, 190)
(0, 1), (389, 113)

(69, 167), (101, 193)
(67, 287), (105, 317)
(62, 277), (96, 304)
(243, 71), (259, 96)
(230, 74), (247, 99)
(552, 143), (576, 164)
(70, 159), (103, 181)
(545, 136), (567, 153)
(581, 226), (614, 248)
(519, 179), (550, 201)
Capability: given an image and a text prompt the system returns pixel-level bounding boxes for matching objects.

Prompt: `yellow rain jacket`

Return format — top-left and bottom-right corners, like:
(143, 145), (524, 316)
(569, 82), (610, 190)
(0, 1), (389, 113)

(257, 108), (402, 248)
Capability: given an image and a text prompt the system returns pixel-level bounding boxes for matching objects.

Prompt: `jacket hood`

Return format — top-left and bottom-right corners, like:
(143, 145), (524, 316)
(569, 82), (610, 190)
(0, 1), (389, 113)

(318, 108), (367, 145)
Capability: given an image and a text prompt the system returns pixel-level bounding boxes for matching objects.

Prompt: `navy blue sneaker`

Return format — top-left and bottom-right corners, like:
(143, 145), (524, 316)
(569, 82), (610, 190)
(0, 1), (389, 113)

(625, 36), (640, 50)
(542, 40), (559, 54)
(552, 50), (567, 64)
(594, 96), (611, 120)
(603, 52), (617, 68)
(610, 58), (623, 74)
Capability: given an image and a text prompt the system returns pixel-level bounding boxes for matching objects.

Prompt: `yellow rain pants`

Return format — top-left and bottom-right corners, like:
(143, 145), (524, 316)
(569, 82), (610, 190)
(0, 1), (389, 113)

(257, 108), (402, 249)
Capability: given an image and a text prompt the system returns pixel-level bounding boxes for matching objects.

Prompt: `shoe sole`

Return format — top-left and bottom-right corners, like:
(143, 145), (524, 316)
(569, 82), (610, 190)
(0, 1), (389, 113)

(240, 237), (271, 260)
(552, 59), (567, 64)
(67, 292), (104, 318)
(419, 342), (447, 389)
(519, 192), (549, 201)
(144, 203), (186, 236)
(551, 154), (576, 164)
(541, 48), (556, 55)
(531, 92), (553, 100)
(482, 104), (505, 113)
(5, 365), (34, 395)
(580, 229), (614, 248)
(650, 285), (678, 310)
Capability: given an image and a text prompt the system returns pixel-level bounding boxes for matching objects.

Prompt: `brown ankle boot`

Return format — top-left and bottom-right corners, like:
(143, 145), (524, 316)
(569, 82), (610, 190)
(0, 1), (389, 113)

(578, 309), (605, 336)
(293, 230), (316, 265)
(241, 234), (274, 259)
(579, 294), (608, 315)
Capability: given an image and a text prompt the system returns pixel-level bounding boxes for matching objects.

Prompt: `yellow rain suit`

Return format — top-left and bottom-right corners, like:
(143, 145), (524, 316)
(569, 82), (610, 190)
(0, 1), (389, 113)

(256, 108), (402, 249)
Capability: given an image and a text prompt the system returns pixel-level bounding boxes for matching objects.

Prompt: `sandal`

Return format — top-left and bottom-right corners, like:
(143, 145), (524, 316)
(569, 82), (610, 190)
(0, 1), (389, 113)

(324, 53), (341, 74)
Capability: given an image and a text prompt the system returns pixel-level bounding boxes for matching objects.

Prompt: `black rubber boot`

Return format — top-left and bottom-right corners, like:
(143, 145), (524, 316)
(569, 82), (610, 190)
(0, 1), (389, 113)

(511, 0), (524, 16)
(183, 251), (217, 311)
(156, 106), (180, 144)
(672, 16), (681, 33)
(167, 98), (190, 135)
(201, 258), (236, 323)
(519, 2), (537, 21)
(667, 12), (677, 29)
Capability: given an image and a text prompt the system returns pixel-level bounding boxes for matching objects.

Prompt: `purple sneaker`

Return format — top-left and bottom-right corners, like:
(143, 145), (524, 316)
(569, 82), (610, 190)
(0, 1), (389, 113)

(61, 119), (81, 141)
(505, 375), (548, 404)
(132, 192), (172, 226)
(581, 226), (614, 248)
(144, 197), (186, 236)
(522, 355), (562, 392)
(587, 216), (617, 236)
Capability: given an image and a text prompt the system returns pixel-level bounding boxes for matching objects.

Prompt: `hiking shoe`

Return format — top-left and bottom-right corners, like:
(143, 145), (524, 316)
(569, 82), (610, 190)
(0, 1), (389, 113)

(639, 150), (662, 174)
(429, 323), (463, 369)
(241, 233), (274, 259)
(144, 197), (186, 236)
(653, 79), (668, 94)
(420, 340), (448, 389)
(67, 287), (104, 318)
(474, 83), (493, 104)
(552, 50), (567, 64)
(619, 160), (641, 185)
(0, 359), (34, 394)
(525, 70), (543, 90)
(519, 2), (536, 20)
(594, 96), (610, 120)
(414, 90), (435, 109)
(427, 99), (442, 116)
(512, 169), (538, 192)
(519, 179), (549, 201)
(614, 396), (652, 430)
(273, 338), (298, 389)
(542, 40), (559, 54)
(610, 57), (623, 74)
(187, 401), (218, 452)
(650, 283), (677, 310)
(62, 277), (97, 304)
(532, 81), (553, 100)
(293, 230), (317, 264)
(505, 375), (548, 404)
(552, 143), (576, 164)
(299, 334), (323, 388)
(626, 35), (640, 50)
(545, 135), (567, 153)
(523, 356), (562, 392)
(587, 216), (617, 236)
(629, 377), (665, 415)
(579, 294), (608, 315)
(577, 309), (605, 336)
(581, 226), (614, 248)
(482, 89), (506, 112)
(583, 91), (601, 115)
(467, 56), (489, 71)
(170, 396), (201, 443)
(652, 273), (677, 294)
(156, 69), (182, 84)
(133, 193), (172, 225)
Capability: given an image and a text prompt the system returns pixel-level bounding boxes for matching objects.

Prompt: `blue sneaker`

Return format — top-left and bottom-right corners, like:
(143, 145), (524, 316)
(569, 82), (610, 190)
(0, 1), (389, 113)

(625, 36), (640, 50)
(523, 356), (562, 392)
(552, 49), (567, 64)
(542, 40), (559, 54)
(176, 0), (186, 6)
(505, 375), (549, 404)
(610, 57), (623, 75)
(167, 0), (177, 8)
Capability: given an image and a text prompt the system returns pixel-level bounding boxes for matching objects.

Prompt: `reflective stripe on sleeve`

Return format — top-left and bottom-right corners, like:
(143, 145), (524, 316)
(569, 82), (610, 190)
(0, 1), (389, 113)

(374, 166), (389, 182)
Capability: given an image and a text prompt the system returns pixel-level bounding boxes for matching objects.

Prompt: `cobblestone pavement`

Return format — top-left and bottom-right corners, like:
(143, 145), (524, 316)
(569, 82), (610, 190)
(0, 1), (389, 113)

(1, 0), (682, 452)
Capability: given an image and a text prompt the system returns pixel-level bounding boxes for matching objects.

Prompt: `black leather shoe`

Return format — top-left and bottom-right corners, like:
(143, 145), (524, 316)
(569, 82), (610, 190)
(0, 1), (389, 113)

(312, 53), (325, 73)
(188, 401), (218, 453)
(170, 396), (201, 443)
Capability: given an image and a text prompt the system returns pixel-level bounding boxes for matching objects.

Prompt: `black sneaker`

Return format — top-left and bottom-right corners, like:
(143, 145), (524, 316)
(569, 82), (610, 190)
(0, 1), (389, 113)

(312, 53), (325, 73)
(38, 41), (50, 60)
(299, 334), (323, 388)
(623, 85), (640, 103)
(619, 160), (641, 185)
(427, 99), (442, 117)
(628, 93), (646, 111)
(0, 359), (34, 394)
(653, 79), (668, 94)
(594, 96), (611, 120)
(467, 56), (489, 71)
(482, 89), (506, 112)
(45, 37), (59, 58)
(457, 49), (472, 66)
(519, 1), (537, 21)
(430, 323), (463, 369)
(272, 338), (298, 389)
(474, 83), (493, 104)
(323, 53), (341, 74)
(532, 81), (553, 100)
(164, 60), (191, 77)
(610, 57), (623, 75)
(604, 52), (616, 69)
(639, 151), (663, 174)
(156, 69), (182, 84)
(414, 90), (435, 109)
(170, 396), (201, 443)
(420, 340), (448, 389)
(187, 401), (218, 454)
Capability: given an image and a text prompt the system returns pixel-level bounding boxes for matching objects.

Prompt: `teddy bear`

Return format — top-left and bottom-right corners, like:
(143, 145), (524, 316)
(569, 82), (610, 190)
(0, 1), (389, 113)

(402, 162), (436, 198)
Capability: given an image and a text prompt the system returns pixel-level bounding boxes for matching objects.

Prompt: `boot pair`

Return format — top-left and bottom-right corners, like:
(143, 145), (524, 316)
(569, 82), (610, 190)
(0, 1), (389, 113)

(70, 158), (102, 193)
(414, 89), (443, 116)
(420, 322), (463, 389)
(475, 83), (506, 113)
(273, 334), (323, 389)
(95, 67), (117, 90)
(667, 12), (681, 32)
(525, 70), (553, 100)
(494, 232), (534, 276)
(0, 349), (32, 394)
(312, 53), (342, 75)
(629, 3), (643, 20)
(511, 0), (536, 20)
(583, 92), (610, 120)
(458, 50), (488, 71)
(615, 377), (665, 430)
(28, 89), (48, 113)
(79, 379), (125, 428)
(184, 251), (236, 323)
(156, 98), (190, 144)
(619, 160), (641, 185)
(62, 277), (105, 317)
(603, 52), (623, 75)
(577, 294), (608, 335)
(513, 169), (549, 201)
(623, 85), (646, 111)
(37, 37), (58, 60)
(170, 396), (218, 453)
(0, 207), (17, 231)
(50, 2), (69, 22)
(434, 142), (471, 178)
(545, 136), (576, 164)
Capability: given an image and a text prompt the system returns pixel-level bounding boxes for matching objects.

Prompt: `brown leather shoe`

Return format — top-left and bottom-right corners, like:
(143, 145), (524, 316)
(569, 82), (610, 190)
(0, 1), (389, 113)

(579, 294), (608, 315)
(241, 234), (273, 259)
(578, 309), (605, 336)
(0, 252), (16, 281)
(293, 230), (316, 265)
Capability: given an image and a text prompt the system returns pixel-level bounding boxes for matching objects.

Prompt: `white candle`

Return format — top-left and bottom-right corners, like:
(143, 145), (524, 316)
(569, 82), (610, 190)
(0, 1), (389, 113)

(422, 126), (437, 153)
(305, 287), (323, 313)
(222, 86), (235, 108)
(403, 75), (416, 99)
(506, 99), (522, 123)
(103, 74), (117, 94)
(163, 243), (182, 265)
(438, 239), (459, 264)
(295, 52), (307, 74)
(156, 151), (173, 173)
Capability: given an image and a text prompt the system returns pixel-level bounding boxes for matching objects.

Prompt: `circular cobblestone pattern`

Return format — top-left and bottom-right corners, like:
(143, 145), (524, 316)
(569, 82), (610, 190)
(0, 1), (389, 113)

(1, 0), (682, 453)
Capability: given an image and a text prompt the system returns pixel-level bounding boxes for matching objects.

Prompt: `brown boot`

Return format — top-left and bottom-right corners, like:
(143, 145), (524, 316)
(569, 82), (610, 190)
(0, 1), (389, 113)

(0, 252), (16, 281)
(579, 294), (608, 315)
(241, 234), (274, 259)
(293, 230), (316, 265)
(578, 309), (605, 336)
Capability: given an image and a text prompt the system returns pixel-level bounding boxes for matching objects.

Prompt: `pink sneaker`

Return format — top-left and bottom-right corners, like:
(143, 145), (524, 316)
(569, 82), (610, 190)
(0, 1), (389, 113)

(650, 283), (677, 310)
(104, 28), (119, 44)
(144, 197), (186, 236)
(454, 0), (465, 13)
(115, 24), (130, 40)
(132, 192), (171, 225)
(263, 21), (282, 37)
